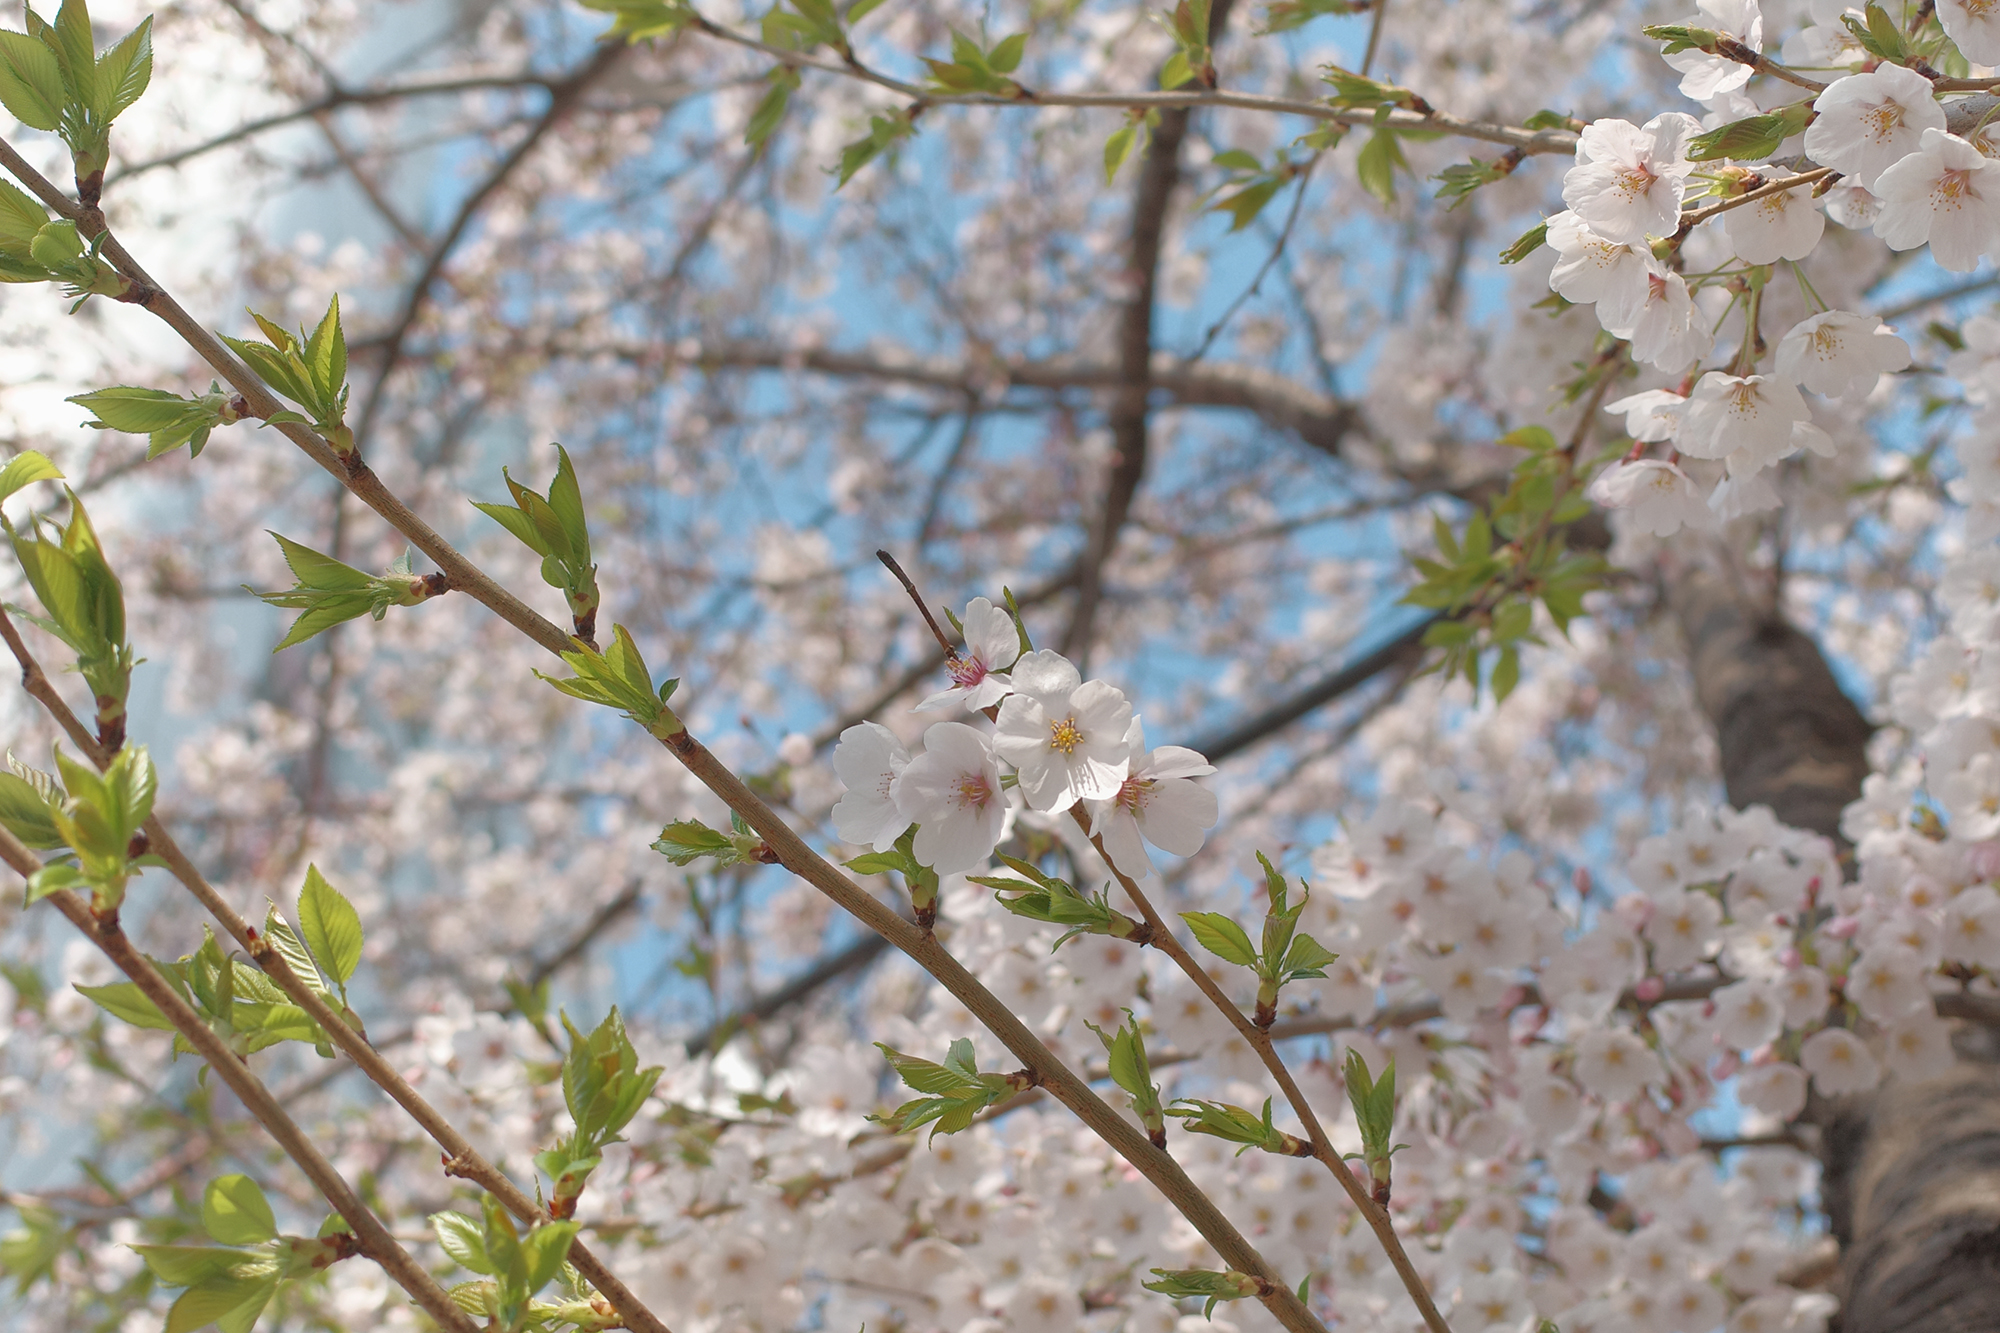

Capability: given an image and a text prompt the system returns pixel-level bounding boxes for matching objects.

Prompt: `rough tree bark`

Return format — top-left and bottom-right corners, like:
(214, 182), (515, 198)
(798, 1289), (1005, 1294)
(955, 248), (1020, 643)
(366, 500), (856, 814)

(1669, 562), (2000, 1333)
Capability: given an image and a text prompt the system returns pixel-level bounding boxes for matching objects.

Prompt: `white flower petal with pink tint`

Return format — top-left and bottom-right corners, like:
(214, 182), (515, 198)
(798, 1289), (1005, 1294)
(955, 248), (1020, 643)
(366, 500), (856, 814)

(991, 650), (1132, 812)
(1804, 64), (1946, 189)
(1664, 0), (1764, 101)
(1775, 311), (1912, 397)
(1713, 979), (1785, 1051)
(1573, 1028), (1661, 1102)
(1628, 270), (1713, 372)
(1872, 128), (2000, 272)
(1547, 210), (1657, 331)
(1738, 1061), (1808, 1119)
(1562, 114), (1701, 245)
(1587, 460), (1711, 537)
(831, 721), (911, 851)
(891, 721), (1006, 874)
(1881, 1012), (1954, 1081)
(1723, 183), (1825, 264)
(1604, 389), (1687, 442)
(1086, 719), (1218, 880)
(916, 597), (1022, 712)
(1679, 373), (1813, 473)
(1939, 0), (2000, 64)
(1800, 1026), (1880, 1095)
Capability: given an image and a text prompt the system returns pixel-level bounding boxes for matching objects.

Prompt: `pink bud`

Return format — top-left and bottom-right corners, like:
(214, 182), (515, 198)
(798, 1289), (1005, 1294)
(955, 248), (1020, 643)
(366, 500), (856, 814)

(1712, 1050), (1740, 1080)
(1574, 866), (1593, 896)
(1779, 948), (1802, 970)
(1634, 976), (1666, 1002)
(1823, 914), (1860, 940)
(1970, 839), (2000, 881)
(1658, 1118), (1700, 1156)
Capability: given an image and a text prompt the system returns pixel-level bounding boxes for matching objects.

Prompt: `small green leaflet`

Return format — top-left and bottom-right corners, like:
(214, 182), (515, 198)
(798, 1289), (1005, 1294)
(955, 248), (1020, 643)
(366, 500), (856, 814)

(296, 864), (363, 989)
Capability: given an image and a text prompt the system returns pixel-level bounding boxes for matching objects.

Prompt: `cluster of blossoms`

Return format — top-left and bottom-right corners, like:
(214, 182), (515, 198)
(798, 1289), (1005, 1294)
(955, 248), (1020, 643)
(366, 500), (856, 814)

(1549, 0), (2000, 535)
(830, 597), (1221, 881)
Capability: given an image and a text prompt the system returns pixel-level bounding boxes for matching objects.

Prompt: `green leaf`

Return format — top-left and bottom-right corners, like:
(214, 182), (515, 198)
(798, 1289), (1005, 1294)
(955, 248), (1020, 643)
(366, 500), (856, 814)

(433, 1211), (495, 1275)
(1180, 911), (1259, 967)
(0, 770), (63, 848)
(0, 449), (61, 505)
(0, 32), (63, 131)
(131, 1244), (249, 1288)
(1355, 129), (1405, 206)
(164, 1272), (278, 1333)
(1280, 932), (1339, 980)
(520, 1221), (579, 1292)
(268, 532), (370, 592)
(75, 979), (174, 1030)
(1492, 645), (1522, 700)
(302, 296), (346, 410)
(95, 16), (153, 119)
(1499, 221), (1548, 264)
(202, 1175), (277, 1247)
(746, 66), (798, 150)
(296, 864), (363, 987)
(652, 818), (735, 865)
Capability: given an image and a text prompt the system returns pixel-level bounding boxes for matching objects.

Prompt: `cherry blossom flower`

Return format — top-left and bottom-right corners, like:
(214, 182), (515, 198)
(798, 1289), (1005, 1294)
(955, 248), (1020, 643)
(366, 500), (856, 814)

(1872, 128), (2000, 272)
(1936, 751), (2000, 839)
(1712, 979), (1785, 1050)
(831, 721), (911, 851)
(991, 650), (1132, 812)
(1677, 373), (1816, 474)
(1662, 0), (1763, 101)
(1561, 113), (1701, 245)
(1709, 467), (1785, 520)
(1800, 1027), (1880, 1095)
(1644, 888), (1723, 970)
(1586, 460), (1711, 537)
(891, 721), (1007, 874)
(1938, 0), (2000, 64)
(1547, 210), (1657, 330)
(1603, 389), (1686, 442)
(1781, 0), (1870, 67)
(1627, 270), (1713, 372)
(1845, 942), (1932, 1021)
(1723, 182), (1825, 264)
(1776, 965), (1831, 1026)
(916, 597), (1021, 712)
(1774, 310), (1911, 398)
(1803, 63), (1946, 190)
(1084, 719), (1218, 880)
(1572, 1028), (1660, 1101)
(1738, 1060), (1808, 1120)
(1881, 1012), (1955, 1081)
(1943, 885), (2000, 967)
(1821, 179), (1882, 230)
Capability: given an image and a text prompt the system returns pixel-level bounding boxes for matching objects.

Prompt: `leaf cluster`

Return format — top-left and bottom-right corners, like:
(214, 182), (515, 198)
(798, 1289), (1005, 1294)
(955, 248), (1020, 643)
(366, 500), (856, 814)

(0, 184), (133, 304)
(68, 382), (244, 460)
(1402, 425), (1607, 701)
(654, 812), (773, 869)
(535, 623), (681, 736)
(1178, 853), (1338, 1022)
(1685, 101), (1813, 164)
(871, 1038), (1029, 1139)
(0, 0), (152, 183)
(249, 532), (439, 651)
(432, 1197), (583, 1333)
(474, 443), (601, 638)
(7, 486), (136, 738)
(79, 922), (341, 1062)
(536, 1008), (664, 1217)
(1257, 0), (1364, 35)
(1158, 0), (1215, 90)
(1085, 1010), (1166, 1144)
(1141, 1267), (1267, 1318)
(922, 28), (1029, 96)
(220, 298), (353, 456)
(1342, 1050), (1408, 1199)
(574, 0), (692, 41)
(1164, 1096), (1311, 1157)
(1432, 153), (1521, 208)
(968, 852), (1146, 949)
(11, 745), (156, 913)
(834, 106), (918, 188)
(131, 1174), (358, 1333)
(844, 824), (941, 917)
(1102, 109), (1159, 183)
(1206, 148), (1308, 233)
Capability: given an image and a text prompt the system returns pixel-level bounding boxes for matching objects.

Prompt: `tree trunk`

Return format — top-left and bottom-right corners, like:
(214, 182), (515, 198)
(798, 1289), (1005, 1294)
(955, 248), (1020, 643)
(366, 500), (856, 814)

(1670, 563), (2000, 1333)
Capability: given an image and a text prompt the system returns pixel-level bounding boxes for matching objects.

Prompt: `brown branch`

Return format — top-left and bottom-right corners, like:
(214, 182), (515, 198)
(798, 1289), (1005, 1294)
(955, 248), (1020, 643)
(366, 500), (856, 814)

(108, 71), (567, 182)
(1062, 0), (1239, 658)
(0, 829), (477, 1333)
(0, 607), (672, 1333)
(348, 42), (626, 452)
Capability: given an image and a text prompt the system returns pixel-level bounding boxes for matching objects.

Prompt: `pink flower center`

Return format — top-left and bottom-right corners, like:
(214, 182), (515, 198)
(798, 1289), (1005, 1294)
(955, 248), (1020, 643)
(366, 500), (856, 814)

(1047, 716), (1084, 754)
(1935, 166), (1975, 209)
(947, 653), (988, 688)
(1113, 775), (1156, 815)
(1614, 164), (1657, 200)
(953, 772), (994, 810)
